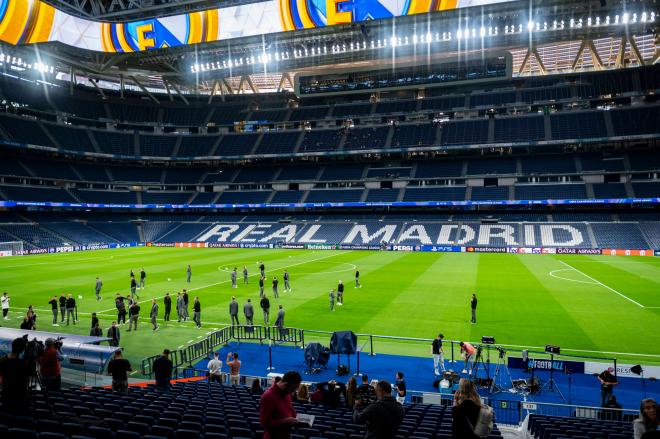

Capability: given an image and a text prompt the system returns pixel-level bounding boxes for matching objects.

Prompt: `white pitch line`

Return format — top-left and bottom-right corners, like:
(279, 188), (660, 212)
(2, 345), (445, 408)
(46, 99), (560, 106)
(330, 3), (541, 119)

(548, 269), (598, 285)
(558, 260), (645, 308)
(95, 250), (349, 313)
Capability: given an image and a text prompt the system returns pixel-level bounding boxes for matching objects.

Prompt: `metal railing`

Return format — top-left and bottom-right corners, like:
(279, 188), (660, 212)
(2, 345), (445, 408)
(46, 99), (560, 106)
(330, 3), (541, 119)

(141, 325), (304, 377)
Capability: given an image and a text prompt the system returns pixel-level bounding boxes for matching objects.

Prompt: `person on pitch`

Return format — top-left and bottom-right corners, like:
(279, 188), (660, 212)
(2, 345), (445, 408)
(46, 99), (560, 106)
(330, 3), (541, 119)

(231, 267), (238, 289)
(243, 266), (249, 284)
(337, 280), (344, 305)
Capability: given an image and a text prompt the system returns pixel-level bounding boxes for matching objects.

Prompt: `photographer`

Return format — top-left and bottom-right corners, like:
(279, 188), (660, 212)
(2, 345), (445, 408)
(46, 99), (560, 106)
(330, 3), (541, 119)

(39, 338), (63, 392)
(0, 337), (31, 413)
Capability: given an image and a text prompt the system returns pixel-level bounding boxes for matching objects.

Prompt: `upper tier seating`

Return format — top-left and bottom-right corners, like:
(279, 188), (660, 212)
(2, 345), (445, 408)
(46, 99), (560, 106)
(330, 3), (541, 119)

(139, 135), (178, 157)
(515, 184), (587, 200)
(551, 111), (607, 140)
(299, 130), (343, 152)
(391, 123), (437, 148)
(610, 105), (660, 136)
(343, 126), (390, 150)
(1, 185), (76, 202)
(471, 186), (509, 201)
(45, 123), (96, 152)
(256, 131), (301, 154)
(306, 189), (363, 202)
(91, 131), (135, 156)
(494, 116), (545, 142)
(178, 135), (220, 157)
(403, 186), (466, 201)
(216, 133), (259, 156)
(0, 114), (52, 146)
(442, 119), (489, 145)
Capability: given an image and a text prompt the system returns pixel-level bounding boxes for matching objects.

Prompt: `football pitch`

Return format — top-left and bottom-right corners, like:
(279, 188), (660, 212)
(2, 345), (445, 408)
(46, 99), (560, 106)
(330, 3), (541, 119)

(1, 248), (659, 370)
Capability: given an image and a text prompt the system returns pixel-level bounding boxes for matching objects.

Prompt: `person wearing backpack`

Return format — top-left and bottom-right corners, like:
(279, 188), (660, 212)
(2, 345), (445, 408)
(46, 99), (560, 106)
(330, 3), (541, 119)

(452, 378), (493, 438)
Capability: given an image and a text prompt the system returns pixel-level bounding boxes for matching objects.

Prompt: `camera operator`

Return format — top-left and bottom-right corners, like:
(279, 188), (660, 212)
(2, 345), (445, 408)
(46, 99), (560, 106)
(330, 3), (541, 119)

(39, 338), (63, 392)
(0, 337), (31, 413)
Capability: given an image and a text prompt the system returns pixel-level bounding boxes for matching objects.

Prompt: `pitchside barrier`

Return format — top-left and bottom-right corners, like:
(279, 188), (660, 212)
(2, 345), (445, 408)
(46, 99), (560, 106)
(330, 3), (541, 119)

(140, 325), (658, 382)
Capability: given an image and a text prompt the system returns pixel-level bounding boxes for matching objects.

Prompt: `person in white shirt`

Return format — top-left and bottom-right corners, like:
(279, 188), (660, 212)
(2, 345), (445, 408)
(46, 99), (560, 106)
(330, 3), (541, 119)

(1, 292), (9, 320)
(207, 352), (223, 383)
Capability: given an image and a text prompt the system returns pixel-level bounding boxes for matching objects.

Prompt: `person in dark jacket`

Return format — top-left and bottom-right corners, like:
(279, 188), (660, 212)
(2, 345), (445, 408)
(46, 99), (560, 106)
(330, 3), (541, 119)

(91, 312), (99, 329)
(127, 301), (140, 332)
(260, 295), (271, 325)
(163, 293), (172, 321)
(317, 380), (347, 408)
(153, 349), (173, 391)
(65, 294), (76, 325)
(48, 296), (59, 326)
(452, 378), (482, 439)
(90, 323), (102, 337)
(353, 380), (405, 439)
(107, 321), (120, 347)
(58, 294), (66, 323)
(229, 296), (240, 325)
(115, 294), (127, 324)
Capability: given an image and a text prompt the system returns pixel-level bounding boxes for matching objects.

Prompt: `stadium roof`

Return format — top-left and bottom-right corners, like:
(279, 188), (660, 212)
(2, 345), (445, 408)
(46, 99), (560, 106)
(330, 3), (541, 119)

(0, 0), (657, 95)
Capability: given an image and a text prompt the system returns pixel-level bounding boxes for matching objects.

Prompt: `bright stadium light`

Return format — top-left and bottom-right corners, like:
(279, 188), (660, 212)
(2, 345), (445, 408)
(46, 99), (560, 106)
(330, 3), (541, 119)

(622, 12), (629, 24)
(527, 20), (534, 32)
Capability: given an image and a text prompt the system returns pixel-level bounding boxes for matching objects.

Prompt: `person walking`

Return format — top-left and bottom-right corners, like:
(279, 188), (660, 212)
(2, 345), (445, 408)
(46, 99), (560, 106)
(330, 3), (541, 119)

(259, 261), (265, 278)
(432, 333), (446, 375)
(130, 275), (138, 299)
(207, 352), (223, 383)
(193, 296), (202, 328)
(243, 266), (249, 284)
(115, 294), (127, 325)
(95, 277), (103, 301)
(48, 295), (59, 326)
(107, 321), (120, 347)
(229, 296), (240, 325)
(260, 295), (270, 325)
(163, 293), (172, 322)
(182, 289), (189, 321)
(150, 298), (159, 332)
(337, 281), (344, 306)
(58, 294), (66, 323)
(1, 292), (9, 320)
(275, 305), (285, 331)
(139, 268), (146, 289)
(127, 301), (140, 332)
(176, 292), (184, 322)
(355, 269), (360, 288)
(186, 264), (192, 283)
(259, 276), (265, 298)
(244, 299), (254, 326)
(470, 294), (478, 324)
(283, 270), (291, 292)
(91, 312), (99, 330)
(65, 294), (76, 325)
(329, 289), (335, 311)
(231, 267), (238, 289)
(272, 277), (279, 298)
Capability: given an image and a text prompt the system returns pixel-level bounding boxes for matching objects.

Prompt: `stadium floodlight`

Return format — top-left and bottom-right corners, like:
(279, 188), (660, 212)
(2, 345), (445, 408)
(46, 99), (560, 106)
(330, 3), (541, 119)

(622, 12), (629, 24)
(527, 20), (534, 32)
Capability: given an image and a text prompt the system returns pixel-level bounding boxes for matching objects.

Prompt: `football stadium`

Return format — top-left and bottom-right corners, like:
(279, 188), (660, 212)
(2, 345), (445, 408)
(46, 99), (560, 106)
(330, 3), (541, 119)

(0, 0), (659, 436)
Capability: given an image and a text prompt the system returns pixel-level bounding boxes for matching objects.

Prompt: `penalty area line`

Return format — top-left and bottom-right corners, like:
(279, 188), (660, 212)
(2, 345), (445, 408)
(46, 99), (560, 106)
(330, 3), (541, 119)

(558, 260), (644, 308)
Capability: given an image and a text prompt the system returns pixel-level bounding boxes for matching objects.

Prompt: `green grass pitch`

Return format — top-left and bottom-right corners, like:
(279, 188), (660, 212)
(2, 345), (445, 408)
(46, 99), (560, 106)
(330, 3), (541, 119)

(1, 248), (659, 370)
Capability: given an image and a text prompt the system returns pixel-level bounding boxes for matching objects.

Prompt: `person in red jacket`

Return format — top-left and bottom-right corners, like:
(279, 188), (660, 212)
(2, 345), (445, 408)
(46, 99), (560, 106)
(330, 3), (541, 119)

(259, 371), (302, 439)
(39, 338), (63, 391)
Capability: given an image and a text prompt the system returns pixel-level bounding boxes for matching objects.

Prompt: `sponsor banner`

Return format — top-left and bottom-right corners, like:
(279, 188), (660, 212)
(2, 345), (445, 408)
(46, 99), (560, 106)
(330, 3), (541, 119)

(542, 248), (557, 254)
(602, 249), (654, 257)
(466, 246), (507, 253)
(338, 244), (381, 250)
(55, 246), (74, 253)
(27, 248), (48, 254)
(280, 244), (306, 249)
(508, 357), (585, 374)
(148, 242), (175, 247)
(388, 245), (422, 252)
(584, 362), (660, 379)
(206, 243), (240, 249)
(419, 245), (463, 252)
(655, 250), (660, 257)
(239, 243), (273, 249)
(175, 242), (208, 248)
(0, 0), (511, 53)
(556, 248), (602, 255)
(0, 250), (13, 257)
(507, 247), (543, 254)
(305, 244), (339, 250)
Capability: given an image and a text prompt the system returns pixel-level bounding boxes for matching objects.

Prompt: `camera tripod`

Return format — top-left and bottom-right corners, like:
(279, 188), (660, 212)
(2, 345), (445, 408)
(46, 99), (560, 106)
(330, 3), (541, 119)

(490, 348), (514, 394)
(469, 345), (492, 387)
(539, 354), (565, 401)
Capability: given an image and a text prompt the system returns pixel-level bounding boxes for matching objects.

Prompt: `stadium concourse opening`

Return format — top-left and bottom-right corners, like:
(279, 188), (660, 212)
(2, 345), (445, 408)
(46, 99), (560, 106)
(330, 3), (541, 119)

(0, 0), (659, 436)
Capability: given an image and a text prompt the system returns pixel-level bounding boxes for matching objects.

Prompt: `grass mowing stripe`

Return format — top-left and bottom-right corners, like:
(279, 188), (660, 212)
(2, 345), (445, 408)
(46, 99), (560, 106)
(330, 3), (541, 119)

(558, 260), (644, 308)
